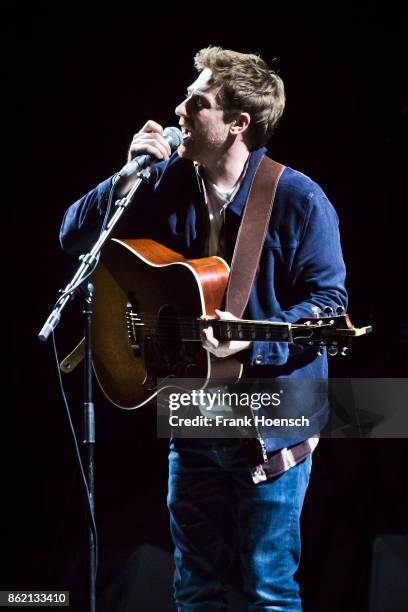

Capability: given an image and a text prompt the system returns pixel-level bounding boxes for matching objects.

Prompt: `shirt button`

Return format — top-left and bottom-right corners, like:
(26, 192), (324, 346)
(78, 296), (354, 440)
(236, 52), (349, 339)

(255, 354), (263, 364)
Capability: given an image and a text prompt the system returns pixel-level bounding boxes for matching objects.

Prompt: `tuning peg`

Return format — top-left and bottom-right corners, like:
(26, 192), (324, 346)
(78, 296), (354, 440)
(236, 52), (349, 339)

(323, 306), (334, 316)
(340, 347), (349, 357)
(311, 306), (322, 318)
(336, 305), (345, 315)
(328, 345), (338, 357)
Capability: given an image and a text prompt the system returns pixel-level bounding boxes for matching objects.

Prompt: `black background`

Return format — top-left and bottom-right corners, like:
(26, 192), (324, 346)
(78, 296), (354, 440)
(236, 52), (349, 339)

(4, 3), (407, 611)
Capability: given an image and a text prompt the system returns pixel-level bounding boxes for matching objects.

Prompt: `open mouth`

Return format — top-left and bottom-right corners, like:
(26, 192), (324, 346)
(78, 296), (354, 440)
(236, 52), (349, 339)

(181, 126), (192, 140)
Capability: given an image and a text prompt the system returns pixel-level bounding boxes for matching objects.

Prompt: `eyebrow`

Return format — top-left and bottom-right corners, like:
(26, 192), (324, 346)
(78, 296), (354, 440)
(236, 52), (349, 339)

(186, 85), (209, 98)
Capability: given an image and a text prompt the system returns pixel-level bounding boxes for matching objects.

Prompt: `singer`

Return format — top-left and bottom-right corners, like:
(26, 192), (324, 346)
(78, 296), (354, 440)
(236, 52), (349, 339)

(60, 47), (347, 611)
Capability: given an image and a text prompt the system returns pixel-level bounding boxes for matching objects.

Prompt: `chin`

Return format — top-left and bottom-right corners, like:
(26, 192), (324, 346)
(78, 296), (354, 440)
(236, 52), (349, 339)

(177, 144), (189, 158)
(177, 143), (199, 162)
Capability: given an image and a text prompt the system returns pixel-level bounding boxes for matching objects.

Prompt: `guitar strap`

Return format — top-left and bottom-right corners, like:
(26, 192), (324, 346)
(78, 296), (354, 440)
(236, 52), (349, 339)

(208, 155), (285, 385)
(225, 155), (285, 318)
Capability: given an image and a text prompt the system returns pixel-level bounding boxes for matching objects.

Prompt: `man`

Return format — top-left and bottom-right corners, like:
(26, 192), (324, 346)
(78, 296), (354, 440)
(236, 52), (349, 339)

(60, 47), (347, 611)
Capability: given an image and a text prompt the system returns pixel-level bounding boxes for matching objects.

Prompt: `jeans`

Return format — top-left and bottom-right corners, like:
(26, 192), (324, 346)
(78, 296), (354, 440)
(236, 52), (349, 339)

(167, 439), (312, 611)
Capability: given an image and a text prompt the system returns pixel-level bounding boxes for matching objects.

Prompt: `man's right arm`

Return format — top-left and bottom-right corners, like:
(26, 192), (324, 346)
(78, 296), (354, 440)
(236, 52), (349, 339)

(59, 177), (114, 255)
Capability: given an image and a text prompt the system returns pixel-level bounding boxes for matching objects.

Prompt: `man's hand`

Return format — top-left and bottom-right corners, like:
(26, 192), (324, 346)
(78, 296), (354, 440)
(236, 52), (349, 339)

(127, 120), (172, 164)
(201, 309), (251, 358)
(116, 121), (172, 196)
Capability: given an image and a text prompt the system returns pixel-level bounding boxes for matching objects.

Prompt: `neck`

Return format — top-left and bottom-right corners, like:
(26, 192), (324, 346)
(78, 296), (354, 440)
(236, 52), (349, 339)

(201, 141), (250, 192)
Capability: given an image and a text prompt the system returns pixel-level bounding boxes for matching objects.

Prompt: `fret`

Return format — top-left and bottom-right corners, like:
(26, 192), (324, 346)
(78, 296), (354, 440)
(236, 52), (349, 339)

(238, 323), (244, 340)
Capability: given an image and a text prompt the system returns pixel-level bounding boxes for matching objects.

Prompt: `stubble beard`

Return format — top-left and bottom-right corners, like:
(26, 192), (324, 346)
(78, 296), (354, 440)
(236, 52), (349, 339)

(177, 126), (230, 165)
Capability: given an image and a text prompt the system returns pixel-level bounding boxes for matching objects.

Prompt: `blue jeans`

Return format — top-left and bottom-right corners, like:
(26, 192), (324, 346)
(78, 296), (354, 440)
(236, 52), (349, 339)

(167, 439), (312, 611)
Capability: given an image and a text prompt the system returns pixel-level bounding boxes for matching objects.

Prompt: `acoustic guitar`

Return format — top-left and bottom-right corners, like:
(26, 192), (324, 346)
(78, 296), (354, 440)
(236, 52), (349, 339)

(60, 238), (372, 409)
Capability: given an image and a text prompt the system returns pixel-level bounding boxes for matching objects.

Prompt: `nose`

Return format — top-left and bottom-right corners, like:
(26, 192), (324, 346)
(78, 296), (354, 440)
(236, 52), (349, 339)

(175, 97), (188, 118)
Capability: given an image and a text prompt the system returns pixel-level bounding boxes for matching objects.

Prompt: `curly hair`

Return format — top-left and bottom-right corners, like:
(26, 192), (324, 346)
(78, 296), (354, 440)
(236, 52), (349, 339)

(194, 46), (285, 149)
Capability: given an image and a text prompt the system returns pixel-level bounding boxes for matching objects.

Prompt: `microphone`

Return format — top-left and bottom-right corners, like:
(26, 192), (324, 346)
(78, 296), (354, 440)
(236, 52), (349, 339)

(118, 126), (183, 177)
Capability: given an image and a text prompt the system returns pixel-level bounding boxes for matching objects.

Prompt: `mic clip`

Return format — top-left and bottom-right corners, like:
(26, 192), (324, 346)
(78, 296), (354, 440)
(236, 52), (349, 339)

(138, 167), (152, 183)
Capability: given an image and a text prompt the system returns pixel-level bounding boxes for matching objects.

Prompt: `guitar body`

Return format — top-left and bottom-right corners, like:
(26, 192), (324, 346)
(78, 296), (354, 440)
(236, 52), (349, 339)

(92, 238), (241, 409)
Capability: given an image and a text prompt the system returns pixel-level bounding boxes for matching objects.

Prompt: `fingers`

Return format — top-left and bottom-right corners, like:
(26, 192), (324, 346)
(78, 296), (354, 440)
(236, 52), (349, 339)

(200, 310), (232, 351)
(200, 310), (251, 357)
(127, 120), (172, 163)
(214, 309), (237, 320)
(201, 310), (236, 320)
(200, 314), (221, 353)
(140, 120), (165, 134)
(201, 326), (219, 350)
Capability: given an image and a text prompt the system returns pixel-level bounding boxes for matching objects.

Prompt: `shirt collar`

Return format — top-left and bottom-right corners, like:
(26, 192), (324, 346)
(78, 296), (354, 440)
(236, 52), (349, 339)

(193, 147), (267, 217)
(226, 147), (267, 216)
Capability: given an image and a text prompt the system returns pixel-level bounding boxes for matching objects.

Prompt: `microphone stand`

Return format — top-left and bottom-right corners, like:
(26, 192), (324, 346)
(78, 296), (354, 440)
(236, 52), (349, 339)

(83, 280), (96, 612)
(38, 168), (150, 612)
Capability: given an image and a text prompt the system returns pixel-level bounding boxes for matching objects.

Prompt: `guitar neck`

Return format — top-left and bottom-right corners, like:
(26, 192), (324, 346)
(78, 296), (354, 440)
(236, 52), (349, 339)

(128, 313), (371, 346)
(185, 319), (293, 343)
(182, 318), (372, 344)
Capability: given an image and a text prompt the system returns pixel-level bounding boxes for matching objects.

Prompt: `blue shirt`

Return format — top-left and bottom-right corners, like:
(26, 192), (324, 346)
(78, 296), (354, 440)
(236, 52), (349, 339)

(60, 147), (348, 452)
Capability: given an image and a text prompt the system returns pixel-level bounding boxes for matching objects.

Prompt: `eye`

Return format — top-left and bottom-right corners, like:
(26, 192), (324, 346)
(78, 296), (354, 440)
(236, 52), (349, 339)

(193, 96), (205, 109)
(185, 91), (206, 110)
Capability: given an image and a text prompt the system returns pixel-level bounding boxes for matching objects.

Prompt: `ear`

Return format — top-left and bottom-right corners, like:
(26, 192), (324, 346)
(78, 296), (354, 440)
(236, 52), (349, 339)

(230, 112), (251, 136)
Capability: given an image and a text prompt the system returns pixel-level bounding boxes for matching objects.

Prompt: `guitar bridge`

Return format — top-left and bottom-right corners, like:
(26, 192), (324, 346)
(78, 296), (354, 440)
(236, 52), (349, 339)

(126, 303), (142, 356)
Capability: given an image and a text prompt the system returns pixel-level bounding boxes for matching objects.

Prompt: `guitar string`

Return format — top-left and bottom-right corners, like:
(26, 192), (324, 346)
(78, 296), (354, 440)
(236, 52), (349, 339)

(126, 314), (336, 335)
(123, 316), (349, 347)
(127, 313), (336, 328)
(124, 314), (323, 341)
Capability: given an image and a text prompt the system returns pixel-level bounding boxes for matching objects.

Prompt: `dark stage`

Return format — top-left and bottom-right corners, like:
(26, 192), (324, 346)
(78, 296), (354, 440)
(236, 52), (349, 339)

(5, 5), (407, 611)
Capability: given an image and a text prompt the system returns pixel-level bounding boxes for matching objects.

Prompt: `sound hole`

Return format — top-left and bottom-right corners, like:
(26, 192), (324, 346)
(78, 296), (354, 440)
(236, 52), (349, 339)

(152, 305), (197, 377)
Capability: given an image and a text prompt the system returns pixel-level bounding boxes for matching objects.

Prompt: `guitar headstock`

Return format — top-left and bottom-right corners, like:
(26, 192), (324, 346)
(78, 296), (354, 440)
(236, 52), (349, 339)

(294, 307), (372, 356)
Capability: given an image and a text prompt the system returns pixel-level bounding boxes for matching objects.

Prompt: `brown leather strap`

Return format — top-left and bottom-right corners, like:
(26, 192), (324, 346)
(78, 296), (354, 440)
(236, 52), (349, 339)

(225, 155), (285, 318)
